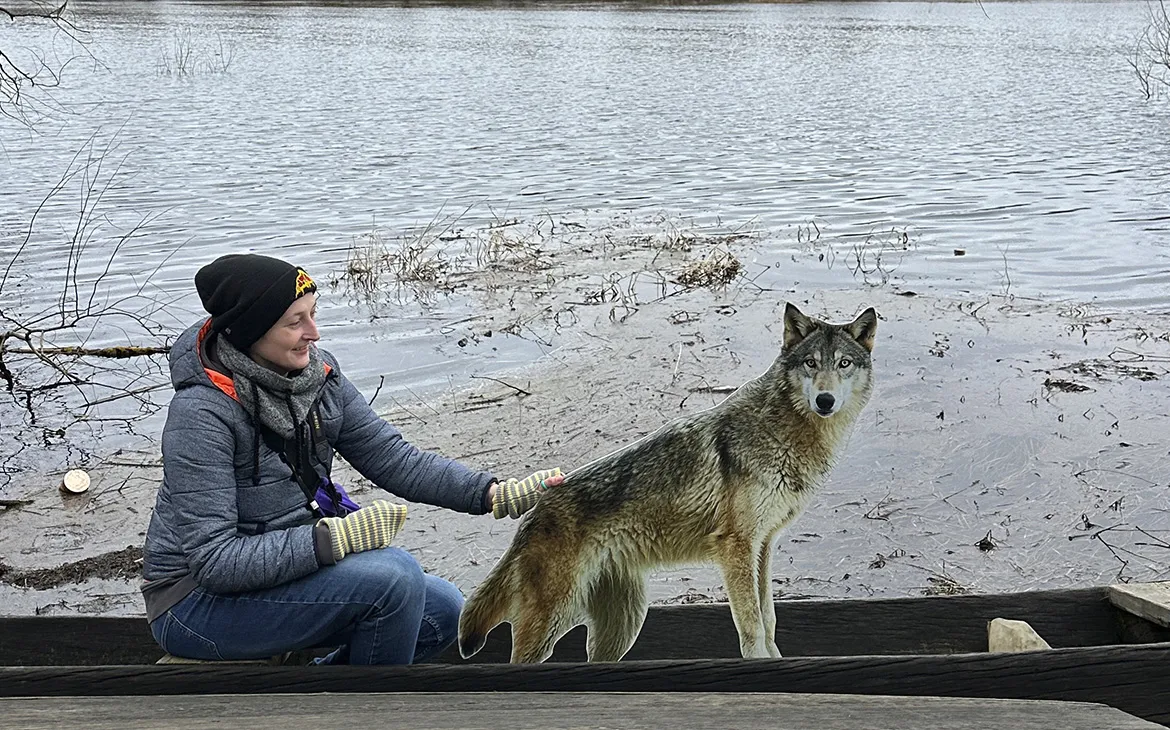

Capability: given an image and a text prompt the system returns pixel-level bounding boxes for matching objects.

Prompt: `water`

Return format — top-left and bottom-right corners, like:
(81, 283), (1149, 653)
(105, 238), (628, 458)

(1, 0), (1168, 414)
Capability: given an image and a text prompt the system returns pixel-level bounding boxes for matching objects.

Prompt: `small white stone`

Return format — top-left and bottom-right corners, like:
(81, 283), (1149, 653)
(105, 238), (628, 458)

(60, 469), (91, 495)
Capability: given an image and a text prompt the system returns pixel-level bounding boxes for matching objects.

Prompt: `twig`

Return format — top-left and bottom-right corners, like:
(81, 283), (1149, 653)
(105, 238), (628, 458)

(83, 382), (170, 408)
(368, 374), (385, 407)
(469, 375), (532, 396)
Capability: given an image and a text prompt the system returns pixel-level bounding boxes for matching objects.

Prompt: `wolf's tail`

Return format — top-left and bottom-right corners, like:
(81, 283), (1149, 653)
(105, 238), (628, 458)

(458, 548), (515, 659)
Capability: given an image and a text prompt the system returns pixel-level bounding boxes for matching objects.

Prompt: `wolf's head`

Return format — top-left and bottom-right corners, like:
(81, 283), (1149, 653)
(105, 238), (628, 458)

(778, 303), (877, 420)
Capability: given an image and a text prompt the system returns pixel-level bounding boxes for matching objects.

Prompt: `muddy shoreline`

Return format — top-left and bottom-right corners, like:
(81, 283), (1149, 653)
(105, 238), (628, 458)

(2, 235), (1169, 617)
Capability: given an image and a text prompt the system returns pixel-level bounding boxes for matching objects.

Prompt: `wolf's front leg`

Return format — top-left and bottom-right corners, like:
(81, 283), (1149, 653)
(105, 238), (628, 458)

(756, 537), (781, 658)
(716, 532), (770, 658)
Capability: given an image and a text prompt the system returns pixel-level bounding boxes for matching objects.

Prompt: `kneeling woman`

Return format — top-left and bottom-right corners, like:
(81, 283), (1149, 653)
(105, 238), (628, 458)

(142, 254), (561, 665)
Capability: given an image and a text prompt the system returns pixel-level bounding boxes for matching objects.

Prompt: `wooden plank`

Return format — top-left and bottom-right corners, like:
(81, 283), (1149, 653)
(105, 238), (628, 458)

(1108, 582), (1170, 628)
(988, 619), (1052, 653)
(1116, 611), (1170, 645)
(0, 692), (1158, 730)
(1, 643), (1167, 725)
(0, 587), (1125, 666)
(0, 616), (160, 666)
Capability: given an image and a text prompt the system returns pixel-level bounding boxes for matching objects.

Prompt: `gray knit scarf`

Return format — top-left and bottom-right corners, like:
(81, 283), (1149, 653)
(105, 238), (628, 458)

(216, 336), (327, 440)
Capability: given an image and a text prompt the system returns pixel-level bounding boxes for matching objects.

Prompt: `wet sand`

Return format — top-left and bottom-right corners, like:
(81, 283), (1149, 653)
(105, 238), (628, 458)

(2, 238), (1169, 617)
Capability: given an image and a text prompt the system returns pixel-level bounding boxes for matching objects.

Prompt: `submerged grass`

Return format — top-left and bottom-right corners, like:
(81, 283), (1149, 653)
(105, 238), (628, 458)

(333, 210), (759, 305)
(675, 245), (744, 289)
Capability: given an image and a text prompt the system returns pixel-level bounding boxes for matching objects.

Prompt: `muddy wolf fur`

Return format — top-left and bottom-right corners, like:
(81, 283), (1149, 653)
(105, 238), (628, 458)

(458, 303), (878, 662)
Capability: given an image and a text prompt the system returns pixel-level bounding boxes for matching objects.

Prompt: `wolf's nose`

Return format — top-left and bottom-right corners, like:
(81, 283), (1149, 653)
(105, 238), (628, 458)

(815, 393), (835, 411)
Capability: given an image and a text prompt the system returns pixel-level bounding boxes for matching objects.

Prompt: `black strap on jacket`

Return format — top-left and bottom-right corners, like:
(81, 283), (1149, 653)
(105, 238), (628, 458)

(257, 399), (339, 516)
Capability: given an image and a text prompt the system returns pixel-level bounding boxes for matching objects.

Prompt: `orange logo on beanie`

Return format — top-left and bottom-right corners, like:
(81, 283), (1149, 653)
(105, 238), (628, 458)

(294, 269), (316, 298)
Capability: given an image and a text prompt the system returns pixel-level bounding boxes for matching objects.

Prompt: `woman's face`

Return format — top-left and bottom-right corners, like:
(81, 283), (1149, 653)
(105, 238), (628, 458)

(250, 294), (319, 374)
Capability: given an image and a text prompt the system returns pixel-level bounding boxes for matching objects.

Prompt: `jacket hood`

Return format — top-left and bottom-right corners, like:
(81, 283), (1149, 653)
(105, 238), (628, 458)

(170, 319), (219, 393)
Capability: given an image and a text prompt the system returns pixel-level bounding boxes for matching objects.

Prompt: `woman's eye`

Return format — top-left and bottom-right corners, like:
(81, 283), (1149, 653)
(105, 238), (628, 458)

(804, 358), (817, 368)
(839, 359), (852, 369)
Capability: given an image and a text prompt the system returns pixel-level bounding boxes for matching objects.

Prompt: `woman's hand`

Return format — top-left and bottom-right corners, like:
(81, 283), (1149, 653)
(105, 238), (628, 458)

(318, 500), (408, 561)
(491, 468), (564, 519)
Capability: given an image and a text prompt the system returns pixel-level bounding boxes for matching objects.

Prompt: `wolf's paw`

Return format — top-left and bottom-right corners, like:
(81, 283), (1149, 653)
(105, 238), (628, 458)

(739, 642), (773, 659)
(767, 641), (782, 658)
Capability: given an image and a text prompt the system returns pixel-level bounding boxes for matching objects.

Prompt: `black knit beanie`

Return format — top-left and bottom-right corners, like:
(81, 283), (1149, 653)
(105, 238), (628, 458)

(195, 254), (318, 351)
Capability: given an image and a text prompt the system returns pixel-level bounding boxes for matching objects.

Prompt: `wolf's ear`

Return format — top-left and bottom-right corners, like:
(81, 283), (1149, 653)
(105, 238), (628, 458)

(783, 302), (817, 350)
(845, 307), (878, 352)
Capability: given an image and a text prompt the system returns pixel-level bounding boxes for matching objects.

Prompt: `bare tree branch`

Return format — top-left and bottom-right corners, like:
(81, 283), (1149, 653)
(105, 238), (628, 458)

(1131, 0), (1170, 99)
(1, 134), (182, 490)
(0, 0), (92, 126)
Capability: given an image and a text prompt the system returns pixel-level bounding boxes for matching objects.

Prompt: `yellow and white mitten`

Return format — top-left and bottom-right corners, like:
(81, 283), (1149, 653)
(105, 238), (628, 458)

(492, 468), (563, 519)
(318, 500), (408, 562)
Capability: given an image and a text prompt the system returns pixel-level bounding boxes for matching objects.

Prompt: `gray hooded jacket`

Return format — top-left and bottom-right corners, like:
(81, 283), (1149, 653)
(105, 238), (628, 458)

(141, 320), (495, 621)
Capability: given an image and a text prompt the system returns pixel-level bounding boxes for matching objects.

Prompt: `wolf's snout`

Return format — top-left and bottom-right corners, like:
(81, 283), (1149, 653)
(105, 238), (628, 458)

(814, 393), (835, 415)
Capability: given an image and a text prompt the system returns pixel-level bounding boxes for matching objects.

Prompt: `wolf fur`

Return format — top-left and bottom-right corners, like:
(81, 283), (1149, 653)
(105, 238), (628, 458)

(458, 302), (878, 663)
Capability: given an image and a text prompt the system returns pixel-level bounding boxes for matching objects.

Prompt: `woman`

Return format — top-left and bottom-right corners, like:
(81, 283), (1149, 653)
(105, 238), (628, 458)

(142, 253), (562, 665)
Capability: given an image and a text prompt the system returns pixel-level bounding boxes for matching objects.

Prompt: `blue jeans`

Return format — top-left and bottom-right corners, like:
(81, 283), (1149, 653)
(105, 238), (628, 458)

(149, 547), (463, 665)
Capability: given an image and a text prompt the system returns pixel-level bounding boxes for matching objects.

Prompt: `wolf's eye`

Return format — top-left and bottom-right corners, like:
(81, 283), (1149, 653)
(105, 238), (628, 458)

(803, 358), (817, 368)
(838, 358), (852, 369)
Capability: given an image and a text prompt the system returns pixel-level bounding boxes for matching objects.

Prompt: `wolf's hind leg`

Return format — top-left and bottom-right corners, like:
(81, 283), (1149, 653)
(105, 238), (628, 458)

(509, 582), (577, 664)
(716, 531), (769, 658)
(508, 550), (581, 663)
(756, 536), (781, 658)
(510, 611), (575, 664)
(585, 566), (648, 662)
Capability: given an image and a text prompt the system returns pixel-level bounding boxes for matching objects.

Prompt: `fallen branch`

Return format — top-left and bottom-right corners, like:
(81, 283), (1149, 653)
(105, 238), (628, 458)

(4, 345), (170, 358)
(686, 384), (738, 394)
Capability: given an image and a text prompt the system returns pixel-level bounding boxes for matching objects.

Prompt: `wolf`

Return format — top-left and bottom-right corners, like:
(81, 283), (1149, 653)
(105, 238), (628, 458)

(458, 302), (878, 663)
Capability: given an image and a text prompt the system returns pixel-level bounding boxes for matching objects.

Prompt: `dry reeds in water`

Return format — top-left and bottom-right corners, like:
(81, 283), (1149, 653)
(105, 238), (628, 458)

(675, 246), (744, 289)
(340, 225), (451, 301)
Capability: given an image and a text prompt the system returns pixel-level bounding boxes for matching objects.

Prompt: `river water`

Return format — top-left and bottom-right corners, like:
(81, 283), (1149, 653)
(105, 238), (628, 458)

(3, 3), (1168, 327)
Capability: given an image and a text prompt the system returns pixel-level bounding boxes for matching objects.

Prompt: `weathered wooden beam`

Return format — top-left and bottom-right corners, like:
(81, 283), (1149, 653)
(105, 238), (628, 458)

(1108, 582), (1170, 629)
(0, 585), (1132, 665)
(0, 692), (1159, 730)
(1, 643), (1167, 725)
(0, 587), (1127, 666)
(988, 618), (1052, 653)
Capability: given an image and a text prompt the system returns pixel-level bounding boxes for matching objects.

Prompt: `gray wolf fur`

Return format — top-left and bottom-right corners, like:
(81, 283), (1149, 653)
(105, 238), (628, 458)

(458, 302), (878, 662)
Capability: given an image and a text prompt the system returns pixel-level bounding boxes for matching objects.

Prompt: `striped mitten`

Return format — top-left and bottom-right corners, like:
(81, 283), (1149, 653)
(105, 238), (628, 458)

(492, 468), (563, 519)
(318, 500), (408, 562)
